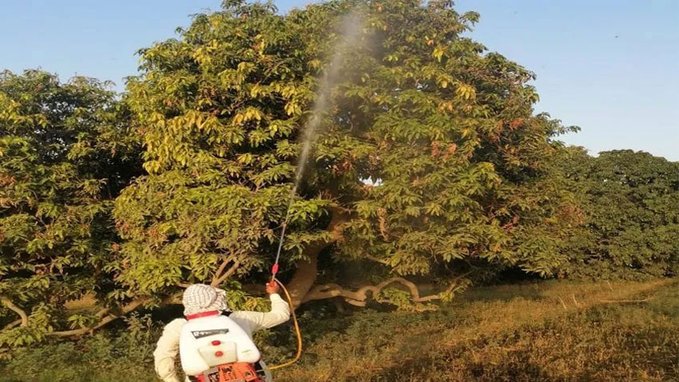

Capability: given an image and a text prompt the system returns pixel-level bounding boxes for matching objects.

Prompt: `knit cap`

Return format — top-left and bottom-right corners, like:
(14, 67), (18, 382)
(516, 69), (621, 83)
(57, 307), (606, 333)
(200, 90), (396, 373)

(182, 284), (229, 316)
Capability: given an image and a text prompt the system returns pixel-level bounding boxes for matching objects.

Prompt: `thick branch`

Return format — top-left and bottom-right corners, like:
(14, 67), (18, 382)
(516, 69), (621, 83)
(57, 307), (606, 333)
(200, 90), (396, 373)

(303, 283), (366, 305)
(303, 277), (462, 306)
(95, 307), (110, 318)
(6, 289), (182, 338)
(377, 207), (389, 240)
(287, 247), (320, 308)
(365, 254), (391, 266)
(0, 296), (28, 327)
(287, 205), (350, 308)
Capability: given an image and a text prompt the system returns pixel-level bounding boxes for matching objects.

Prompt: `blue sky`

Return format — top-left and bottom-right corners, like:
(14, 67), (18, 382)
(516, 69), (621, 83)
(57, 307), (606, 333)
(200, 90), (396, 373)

(1, 0), (677, 160)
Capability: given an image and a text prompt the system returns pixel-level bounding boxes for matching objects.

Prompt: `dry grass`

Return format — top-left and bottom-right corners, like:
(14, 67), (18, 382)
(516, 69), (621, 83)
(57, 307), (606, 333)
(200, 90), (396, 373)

(3, 279), (677, 382)
(274, 279), (679, 382)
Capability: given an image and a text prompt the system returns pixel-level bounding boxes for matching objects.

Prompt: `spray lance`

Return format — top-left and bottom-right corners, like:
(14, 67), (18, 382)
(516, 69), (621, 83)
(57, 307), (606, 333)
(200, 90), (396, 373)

(263, 79), (320, 370)
(266, 93), (320, 373)
(266, 185), (303, 371)
(267, 97), (323, 371)
(269, 185), (297, 283)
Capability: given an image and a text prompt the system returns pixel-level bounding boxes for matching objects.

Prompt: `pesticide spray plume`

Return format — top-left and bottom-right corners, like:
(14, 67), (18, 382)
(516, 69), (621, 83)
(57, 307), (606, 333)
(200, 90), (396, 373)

(267, 8), (366, 372)
(271, 9), (366, 279)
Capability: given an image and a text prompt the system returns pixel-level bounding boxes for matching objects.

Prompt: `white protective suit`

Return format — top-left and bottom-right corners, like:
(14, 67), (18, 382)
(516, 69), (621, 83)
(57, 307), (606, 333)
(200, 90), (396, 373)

(153, 293), (290, 382)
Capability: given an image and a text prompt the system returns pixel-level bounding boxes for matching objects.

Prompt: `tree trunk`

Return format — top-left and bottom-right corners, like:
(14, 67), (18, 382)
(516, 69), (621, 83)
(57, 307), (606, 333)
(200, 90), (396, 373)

(286, 245), (321, 308)
(286, 206), (349, 309)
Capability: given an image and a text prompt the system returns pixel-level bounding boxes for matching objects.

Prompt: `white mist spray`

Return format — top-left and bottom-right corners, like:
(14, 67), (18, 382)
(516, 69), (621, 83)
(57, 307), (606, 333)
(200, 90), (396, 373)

(271, 9), (365, 276)
(293, 10), (364, 188)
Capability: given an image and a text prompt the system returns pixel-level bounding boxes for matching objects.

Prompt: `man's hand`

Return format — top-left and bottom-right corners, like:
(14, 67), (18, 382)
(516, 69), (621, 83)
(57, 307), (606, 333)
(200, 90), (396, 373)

(266, 281), (280, 295)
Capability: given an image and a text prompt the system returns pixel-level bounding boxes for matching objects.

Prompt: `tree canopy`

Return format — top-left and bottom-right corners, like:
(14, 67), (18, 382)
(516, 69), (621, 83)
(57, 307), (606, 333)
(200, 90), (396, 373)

(118, 0), (577, 309)
(0, 70), (140, 347)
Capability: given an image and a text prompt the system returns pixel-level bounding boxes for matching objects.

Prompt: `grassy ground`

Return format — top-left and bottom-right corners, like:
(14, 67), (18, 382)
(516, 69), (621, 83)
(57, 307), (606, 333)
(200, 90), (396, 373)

(275, 279), (679, 382)
(2, 279), (678, 381)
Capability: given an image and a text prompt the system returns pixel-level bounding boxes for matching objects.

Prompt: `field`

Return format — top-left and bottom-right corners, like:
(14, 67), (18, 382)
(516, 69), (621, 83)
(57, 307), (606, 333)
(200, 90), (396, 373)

(3, 279), (678, 382)
(277, 279), (679, 381)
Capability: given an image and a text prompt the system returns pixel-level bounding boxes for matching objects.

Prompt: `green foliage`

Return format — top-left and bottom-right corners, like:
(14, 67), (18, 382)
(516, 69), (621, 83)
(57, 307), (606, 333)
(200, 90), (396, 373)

(0, 315), (157, 382)
(6, 0), (675, 357)
(561, 149), (679, 279)
(118, 0), (577, 309)
(117, 0), (332, 296)
(0, 70), (142, 347)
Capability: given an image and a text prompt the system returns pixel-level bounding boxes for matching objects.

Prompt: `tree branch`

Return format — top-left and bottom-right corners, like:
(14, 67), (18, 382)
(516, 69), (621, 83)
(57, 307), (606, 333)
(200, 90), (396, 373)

(95, 307), (110, 318)
(287, 204), (351, 308)
(211, 254), (237, 286)
(212, 259), (241, 287)
(377, 207), (389, 240)
(3, 319), (22, 330)
(0, 296), (29, 327)
(303, 277), (468, 306)
(6, 290), (183, 338)
(365, 254), (390, 266)
(46, 298), (148, 337)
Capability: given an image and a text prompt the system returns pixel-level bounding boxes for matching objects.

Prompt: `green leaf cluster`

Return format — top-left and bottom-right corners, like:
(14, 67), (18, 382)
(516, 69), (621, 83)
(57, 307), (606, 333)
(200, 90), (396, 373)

(561, 149), (679, 279)
(0, 70), (141, 346)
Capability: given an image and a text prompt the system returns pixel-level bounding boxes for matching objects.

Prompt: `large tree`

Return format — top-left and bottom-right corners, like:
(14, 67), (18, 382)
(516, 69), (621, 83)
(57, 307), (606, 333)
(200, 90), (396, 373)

(0, 70), (141, 348)
(118, 0), (577, 310)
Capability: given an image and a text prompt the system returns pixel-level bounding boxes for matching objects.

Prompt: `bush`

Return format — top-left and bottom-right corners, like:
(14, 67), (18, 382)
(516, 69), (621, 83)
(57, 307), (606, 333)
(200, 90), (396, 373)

(0, 315), (157, 382)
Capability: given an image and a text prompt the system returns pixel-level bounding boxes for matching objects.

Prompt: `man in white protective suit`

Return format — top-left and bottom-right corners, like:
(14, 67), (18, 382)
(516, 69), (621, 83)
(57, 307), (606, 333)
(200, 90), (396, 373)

(153, 282), (290, 382)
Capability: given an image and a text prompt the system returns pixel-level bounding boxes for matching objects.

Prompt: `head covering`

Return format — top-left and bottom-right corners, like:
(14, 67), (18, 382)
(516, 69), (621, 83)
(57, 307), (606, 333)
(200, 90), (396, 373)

(182, 284), (230, 316)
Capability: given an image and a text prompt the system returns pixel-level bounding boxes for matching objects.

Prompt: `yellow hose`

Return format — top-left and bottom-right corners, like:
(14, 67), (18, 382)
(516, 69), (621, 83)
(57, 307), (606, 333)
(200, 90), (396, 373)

(268, 278), (302, 371)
